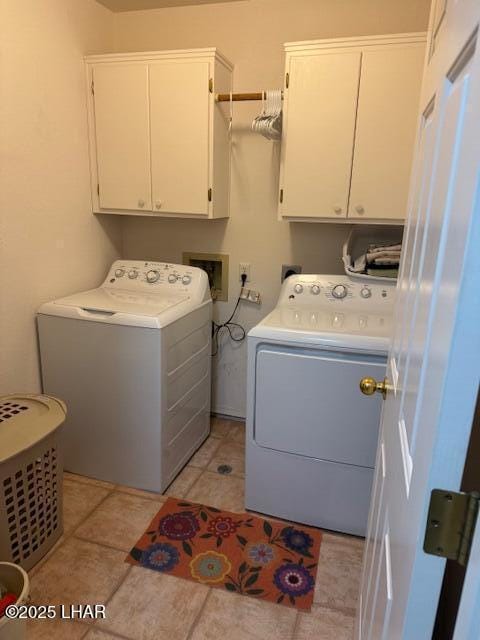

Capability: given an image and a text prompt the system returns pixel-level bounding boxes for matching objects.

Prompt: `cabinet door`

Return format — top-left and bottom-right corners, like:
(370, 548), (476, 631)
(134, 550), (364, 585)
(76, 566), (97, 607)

(280, 51), (361, 219)
(149, 61), (210, 216)
(93, 64), (152, 211)
(348, 45), (424, 221)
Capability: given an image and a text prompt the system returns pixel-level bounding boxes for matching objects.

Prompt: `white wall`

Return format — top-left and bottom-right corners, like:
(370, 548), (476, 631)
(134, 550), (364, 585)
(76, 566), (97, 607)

(0, 0), (121, 394)
(113, 0), (430, 418)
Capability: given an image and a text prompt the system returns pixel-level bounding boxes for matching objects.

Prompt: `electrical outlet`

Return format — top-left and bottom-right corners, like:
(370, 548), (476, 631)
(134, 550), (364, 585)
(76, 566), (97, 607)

(239, 262), (251, 282)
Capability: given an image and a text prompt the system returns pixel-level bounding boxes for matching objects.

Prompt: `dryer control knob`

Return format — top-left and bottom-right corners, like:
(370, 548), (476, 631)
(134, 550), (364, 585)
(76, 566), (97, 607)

(114, 268), (125, 278)
(332, 284), (348, 299)
(128, 270), (138, 279)
(182, 275), (192, 285)
(360, 287), (372, 299)
(168, 274), (178, 284)
(293, 284), (304, 294)
(311, 285), (321, 295)
(146, 270), (160, 283)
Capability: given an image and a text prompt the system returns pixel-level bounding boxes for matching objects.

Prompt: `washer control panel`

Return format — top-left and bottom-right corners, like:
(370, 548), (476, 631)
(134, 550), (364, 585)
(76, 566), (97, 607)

(280, 274), (395, 311)
(103, 260), (205, 296)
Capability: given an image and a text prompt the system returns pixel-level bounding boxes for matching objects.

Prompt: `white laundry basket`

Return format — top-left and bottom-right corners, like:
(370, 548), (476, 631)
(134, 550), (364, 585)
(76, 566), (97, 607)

(0, 562), (29, 640)
(0, 395), (66, 571)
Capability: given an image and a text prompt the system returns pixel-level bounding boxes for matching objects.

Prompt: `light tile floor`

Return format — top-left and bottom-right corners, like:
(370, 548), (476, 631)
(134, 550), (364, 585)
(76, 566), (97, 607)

(27, 417), (362, 639)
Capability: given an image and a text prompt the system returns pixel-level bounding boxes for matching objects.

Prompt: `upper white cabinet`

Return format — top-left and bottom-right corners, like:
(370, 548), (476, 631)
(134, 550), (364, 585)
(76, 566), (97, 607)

(86, 49), (233, 219)
(281, 51), (361, 220)
(279, 34), (426, 223)
(92, 64), (152, 212)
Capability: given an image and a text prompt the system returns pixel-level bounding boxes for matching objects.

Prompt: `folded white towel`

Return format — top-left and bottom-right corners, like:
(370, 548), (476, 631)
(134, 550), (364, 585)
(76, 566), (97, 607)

(368, 243), (402, 254)
(366, 251), (401, 262)
(371, 257), (401, 266)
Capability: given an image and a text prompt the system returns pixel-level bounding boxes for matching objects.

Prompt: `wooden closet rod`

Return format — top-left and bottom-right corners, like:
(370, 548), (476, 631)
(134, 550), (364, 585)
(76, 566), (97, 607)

(216, 91), (284, 102)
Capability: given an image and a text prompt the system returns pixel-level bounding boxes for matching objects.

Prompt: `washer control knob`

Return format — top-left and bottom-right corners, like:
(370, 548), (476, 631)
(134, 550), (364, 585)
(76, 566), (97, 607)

(311, 284), (321, 295)
(332, 284), (348, 299)
(168, 274), (178, 284)
(182, 275), (192, 285)
(114, 268), (125, 278)
(146, 270), (160, 283)
(360, 287), (372, 299)
(128, 270), (138, 279)
(293, 283), (304, 294)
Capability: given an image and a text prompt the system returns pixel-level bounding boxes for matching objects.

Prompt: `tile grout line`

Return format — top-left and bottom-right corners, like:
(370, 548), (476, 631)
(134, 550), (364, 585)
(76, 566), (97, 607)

(29, 482), (117, 580)
(67, 483), (117, 537)
(83, 628), (130, 640)
(77, 613), (134, 640)
(74, 567), (135, 638)
(189, 435), (224, 469)
(185, 587), (213, 640)
(313, 602), (357, 617)
(184, 468), (208, 501)
(291, 610), (301, 640)
(176, 469), (207, 499)
(96, 564), (135, 634)
(64, 473), (117, 491)
(72, 533), (133, 554)
(113, 487), (165, 501)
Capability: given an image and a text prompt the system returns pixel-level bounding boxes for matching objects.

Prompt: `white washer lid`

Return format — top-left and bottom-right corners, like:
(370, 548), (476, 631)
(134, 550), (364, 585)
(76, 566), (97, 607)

(50, 287), (189, 316)
(37, 287), (193, 328)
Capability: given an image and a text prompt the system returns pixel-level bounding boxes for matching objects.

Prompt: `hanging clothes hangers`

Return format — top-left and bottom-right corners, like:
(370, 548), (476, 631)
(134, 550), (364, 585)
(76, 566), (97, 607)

(251, 89), (282, 140)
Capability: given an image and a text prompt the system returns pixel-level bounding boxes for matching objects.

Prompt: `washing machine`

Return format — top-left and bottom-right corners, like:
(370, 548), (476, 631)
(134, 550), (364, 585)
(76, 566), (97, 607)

(37, 260), (211, 492)
(246, 274), (395, 536)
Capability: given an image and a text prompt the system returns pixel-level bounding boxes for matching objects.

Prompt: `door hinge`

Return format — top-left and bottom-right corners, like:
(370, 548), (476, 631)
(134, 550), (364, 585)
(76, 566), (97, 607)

(91, 80), (95, 96)
(424, 489), (480, 567)
(97, 183), (100, 196)
(280, 189), (284, 203)
(209, 78), (213, 93)
(208, 188), (212, 202)
(285, 72), (289, 89)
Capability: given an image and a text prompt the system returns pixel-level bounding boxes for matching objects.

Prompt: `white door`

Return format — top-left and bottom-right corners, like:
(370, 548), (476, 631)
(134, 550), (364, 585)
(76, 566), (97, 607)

(93, 64), (152, 211)
(347, 44), (425, 221)
(358, 2), (480, 639)
(280, 51), (361, 219)
(149, 60), (210, 216)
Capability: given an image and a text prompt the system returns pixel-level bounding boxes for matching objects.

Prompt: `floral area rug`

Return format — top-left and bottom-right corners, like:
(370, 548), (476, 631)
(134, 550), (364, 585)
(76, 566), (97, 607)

(126, 497), (322, 611)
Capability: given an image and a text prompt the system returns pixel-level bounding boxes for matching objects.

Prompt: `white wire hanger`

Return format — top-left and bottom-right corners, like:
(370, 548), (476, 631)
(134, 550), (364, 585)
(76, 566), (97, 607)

(251, 89), (282, 140)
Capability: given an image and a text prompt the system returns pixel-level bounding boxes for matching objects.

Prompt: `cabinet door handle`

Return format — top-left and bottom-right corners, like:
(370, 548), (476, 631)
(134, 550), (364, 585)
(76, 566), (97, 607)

(155, 201), (162, 210)
(333, 206), (342, 215)
(138, 199), (145, 208)
(355, 205), (365, 215)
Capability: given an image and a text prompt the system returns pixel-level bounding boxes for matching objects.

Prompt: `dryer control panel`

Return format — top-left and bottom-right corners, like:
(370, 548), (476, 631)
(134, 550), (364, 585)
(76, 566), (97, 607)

(102, 260), (210, 302)
(280, 274), (396, 312)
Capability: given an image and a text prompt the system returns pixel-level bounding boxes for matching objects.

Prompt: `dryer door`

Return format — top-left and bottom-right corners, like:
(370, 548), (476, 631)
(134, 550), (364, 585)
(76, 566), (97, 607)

(254, 345), (386, 467)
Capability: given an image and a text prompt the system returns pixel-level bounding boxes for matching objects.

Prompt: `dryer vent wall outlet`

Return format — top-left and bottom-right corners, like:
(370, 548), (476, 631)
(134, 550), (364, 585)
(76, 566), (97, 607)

(281, 264), (302, 282)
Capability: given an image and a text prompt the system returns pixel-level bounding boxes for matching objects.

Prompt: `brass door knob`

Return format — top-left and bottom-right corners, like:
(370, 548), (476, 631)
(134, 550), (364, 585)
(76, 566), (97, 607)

(360, 376), (388, 399)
